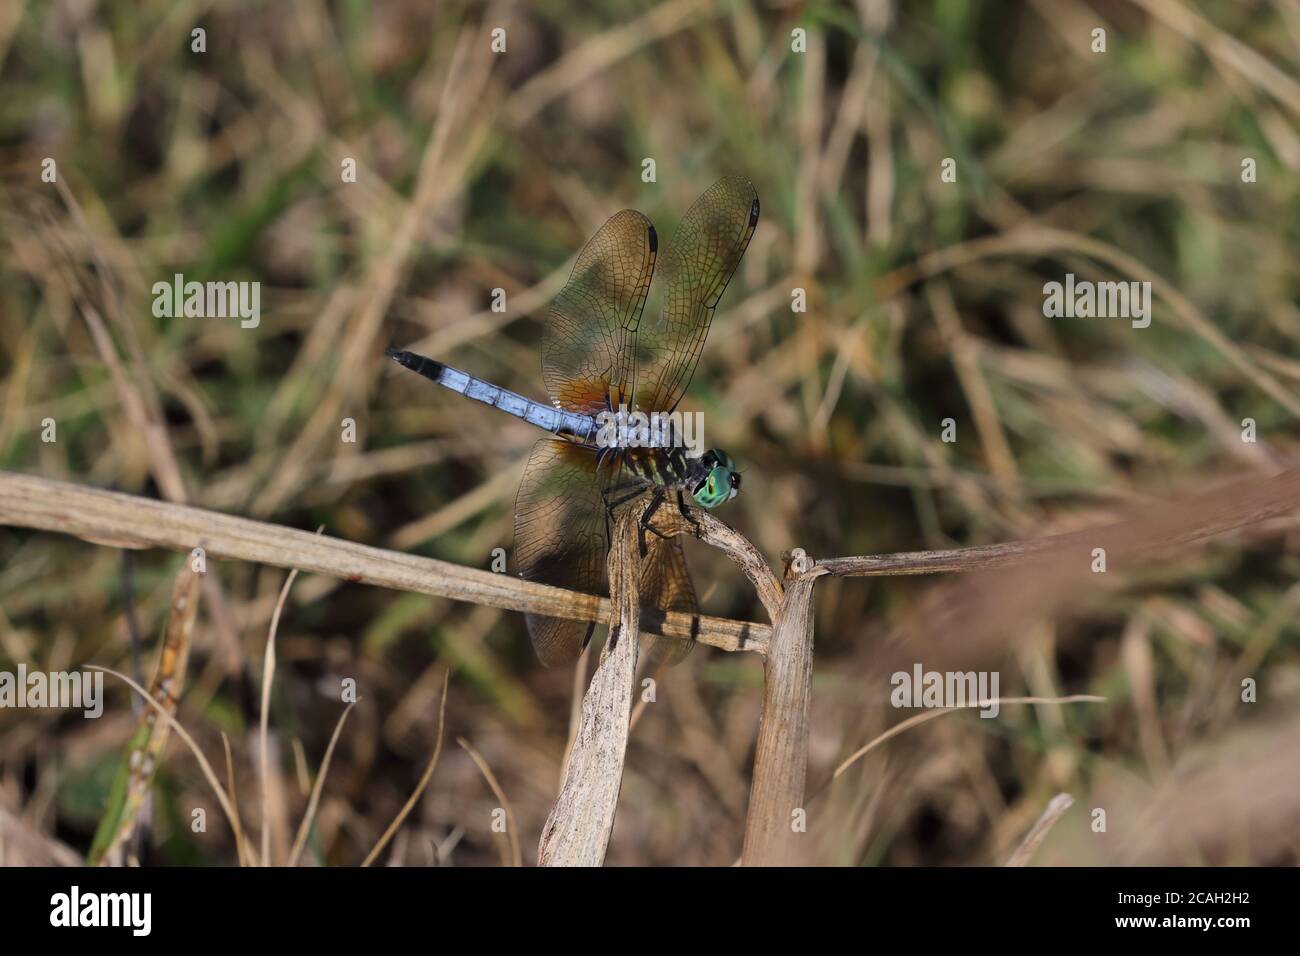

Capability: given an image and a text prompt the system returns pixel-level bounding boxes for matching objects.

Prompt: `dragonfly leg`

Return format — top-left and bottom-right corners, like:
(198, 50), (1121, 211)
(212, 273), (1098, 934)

(676, 489), (702, 535)
(602, 479), (646, 501)
(604, 485), (648, 511)
(638, 488), (670, 557)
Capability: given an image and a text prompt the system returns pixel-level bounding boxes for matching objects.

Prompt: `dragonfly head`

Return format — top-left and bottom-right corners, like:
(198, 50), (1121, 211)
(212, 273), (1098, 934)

(689, 449), (740, 510)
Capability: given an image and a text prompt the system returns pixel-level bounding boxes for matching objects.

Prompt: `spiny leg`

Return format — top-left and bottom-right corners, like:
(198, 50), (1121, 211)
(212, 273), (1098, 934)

(604, 485), (648, 510)
(594, 445), (613, 549)
(598, 449), (641, 548)
(600, 451), (649, 508)
(676, 489), (702, 534)
(638, 487), (669, 557)
(602, 479), (647, 501)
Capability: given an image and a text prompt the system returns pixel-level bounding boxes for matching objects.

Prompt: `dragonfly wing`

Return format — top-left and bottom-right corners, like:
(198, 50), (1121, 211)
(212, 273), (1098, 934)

(632, 176), (759, 414)
(542, 208), (657, 415)
(514, 438), (620, 665)
(638, 535), (699, 666)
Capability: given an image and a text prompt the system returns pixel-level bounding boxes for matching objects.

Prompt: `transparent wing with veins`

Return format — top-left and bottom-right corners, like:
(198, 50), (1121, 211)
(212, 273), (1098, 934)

(541, 208), (657, 415)
(631, 176), (759, 414)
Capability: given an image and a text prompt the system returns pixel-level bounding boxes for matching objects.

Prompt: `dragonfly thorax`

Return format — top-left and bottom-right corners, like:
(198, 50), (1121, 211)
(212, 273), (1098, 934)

(619, 446), (740, 509)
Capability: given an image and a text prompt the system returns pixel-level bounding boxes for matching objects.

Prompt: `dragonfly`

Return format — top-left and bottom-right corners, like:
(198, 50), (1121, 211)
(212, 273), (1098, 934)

(388, 176), (759, 666)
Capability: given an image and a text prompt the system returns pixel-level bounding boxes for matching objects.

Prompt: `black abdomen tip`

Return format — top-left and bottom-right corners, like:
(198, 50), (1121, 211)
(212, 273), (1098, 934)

(386, 348), (444, 382)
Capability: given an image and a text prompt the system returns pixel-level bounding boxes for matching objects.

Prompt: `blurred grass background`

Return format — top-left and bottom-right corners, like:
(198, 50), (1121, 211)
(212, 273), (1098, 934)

(2, 0), (1299, 865)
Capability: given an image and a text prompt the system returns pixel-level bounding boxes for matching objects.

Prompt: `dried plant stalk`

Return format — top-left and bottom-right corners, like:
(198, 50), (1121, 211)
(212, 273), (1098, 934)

(88, 563), (201, 865)
(0, 471), (768, 654)
(741, 574), (816, 866)
(538, 503), (644, 866)
(813, 467), (1300, 578)
(1005, 793), (1075, 867)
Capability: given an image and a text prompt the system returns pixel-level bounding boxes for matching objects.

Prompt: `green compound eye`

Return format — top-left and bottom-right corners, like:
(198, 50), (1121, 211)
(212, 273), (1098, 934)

(692, 465), (735, 509)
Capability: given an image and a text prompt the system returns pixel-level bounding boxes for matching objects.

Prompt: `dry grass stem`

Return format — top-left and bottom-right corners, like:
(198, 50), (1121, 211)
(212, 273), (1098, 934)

(458, 736), (522, 868)
(362, 669), (451, 868)
(259, 564), (303, 867)
(287, 702), (356, 867)
(831, 696), (1106, 781)
(1005, 793), (1075, 866)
